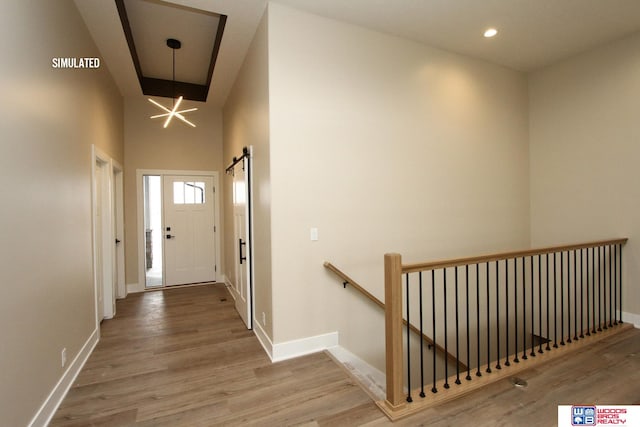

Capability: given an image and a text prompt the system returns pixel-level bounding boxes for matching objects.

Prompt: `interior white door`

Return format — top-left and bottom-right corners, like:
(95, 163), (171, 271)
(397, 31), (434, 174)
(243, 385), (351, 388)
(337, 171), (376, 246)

(95, 160), (104, 322)
(113, 167), (125, 298)
(163, 175), (216, 286)
(232, 158), (252, 329)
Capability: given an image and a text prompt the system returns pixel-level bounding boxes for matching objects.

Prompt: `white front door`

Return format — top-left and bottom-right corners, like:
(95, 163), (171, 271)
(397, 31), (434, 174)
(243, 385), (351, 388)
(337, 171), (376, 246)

(163, 175), (216, 286)
(231, 158), (252, 329)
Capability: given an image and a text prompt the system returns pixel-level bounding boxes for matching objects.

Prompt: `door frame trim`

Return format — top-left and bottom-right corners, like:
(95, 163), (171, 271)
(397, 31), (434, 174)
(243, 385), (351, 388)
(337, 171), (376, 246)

(136, 169), (221, 290)
(91, 146), (121, 326)
(113, 163), (126, 299)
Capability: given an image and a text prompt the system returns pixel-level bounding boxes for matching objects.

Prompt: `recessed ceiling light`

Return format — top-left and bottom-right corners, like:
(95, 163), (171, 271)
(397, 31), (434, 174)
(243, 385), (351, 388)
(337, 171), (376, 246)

(484, 28), (498, 38)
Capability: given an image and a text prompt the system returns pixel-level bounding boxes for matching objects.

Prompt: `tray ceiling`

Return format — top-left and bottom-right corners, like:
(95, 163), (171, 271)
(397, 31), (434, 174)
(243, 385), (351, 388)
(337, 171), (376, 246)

(115, 0), (226, 102)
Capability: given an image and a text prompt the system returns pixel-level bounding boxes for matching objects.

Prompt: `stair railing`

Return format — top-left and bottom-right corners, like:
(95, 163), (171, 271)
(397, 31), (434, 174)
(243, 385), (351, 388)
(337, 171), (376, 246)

(381, 238), (629, 420)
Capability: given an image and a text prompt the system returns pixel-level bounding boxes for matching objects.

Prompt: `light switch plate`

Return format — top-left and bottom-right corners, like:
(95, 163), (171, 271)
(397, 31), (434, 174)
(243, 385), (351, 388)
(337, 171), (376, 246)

(310, 227), (318, 241)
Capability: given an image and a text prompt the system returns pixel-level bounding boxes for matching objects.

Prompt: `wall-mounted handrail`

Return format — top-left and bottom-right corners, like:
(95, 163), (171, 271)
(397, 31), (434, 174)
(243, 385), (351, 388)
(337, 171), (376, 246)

(324, 262), (384, 309)
(323, 261), (467, 371)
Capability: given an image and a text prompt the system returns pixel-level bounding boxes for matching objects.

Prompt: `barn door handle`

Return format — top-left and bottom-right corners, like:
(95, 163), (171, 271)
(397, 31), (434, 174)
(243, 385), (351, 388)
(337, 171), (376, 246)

(239, 238), (246, 264)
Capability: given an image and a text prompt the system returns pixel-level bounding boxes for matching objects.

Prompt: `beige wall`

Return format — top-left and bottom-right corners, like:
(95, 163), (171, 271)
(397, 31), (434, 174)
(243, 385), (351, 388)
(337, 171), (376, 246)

(0, 1), (123, 425)
(123, 97), (224, 286)
(266, 4), (530, 368)
(529, 32), (640, 317)
(222, 10), (273, 337)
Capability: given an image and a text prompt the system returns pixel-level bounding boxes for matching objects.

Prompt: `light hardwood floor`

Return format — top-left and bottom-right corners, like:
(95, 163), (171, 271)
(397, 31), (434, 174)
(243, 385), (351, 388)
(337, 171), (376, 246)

(51, 284), (640, 426)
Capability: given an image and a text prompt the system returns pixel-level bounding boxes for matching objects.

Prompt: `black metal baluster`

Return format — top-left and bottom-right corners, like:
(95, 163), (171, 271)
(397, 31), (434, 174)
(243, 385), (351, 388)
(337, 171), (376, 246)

(600, 248), (605, 330)
(486, 262), (491, 374)
(455, 267), (461, 385)
(476, 263), (481, 377)
(614, 245), (618, 325)
(619, 243), (623, 324)
(591, 246), (596, 334)
(545, 253), (551, 351)
(406, 273), (412, 402)
(505, 260), (510, 367)
(538, 254), (543, 353)
(567, 251), (572, 344)
(560, 252), (565, 346)
(522, 257), (527, 360)
(530, 255), (536, 356)
(603, 246), (608, 330)
(514, 258), (519, 363)
(465, 265), (471, 381)
(431, 270), (437, 394)
(585, 248), (593, 337)
(598, 247), (602, 332)
(553, 252), (558, 348)
(419, 272), (425, 398)
(444, 269), (449, 389)
(573, 250), (578, 341)
(580, 249), (585, 338)
(609, 245), (613, 328)
(495, 261), (501, 370)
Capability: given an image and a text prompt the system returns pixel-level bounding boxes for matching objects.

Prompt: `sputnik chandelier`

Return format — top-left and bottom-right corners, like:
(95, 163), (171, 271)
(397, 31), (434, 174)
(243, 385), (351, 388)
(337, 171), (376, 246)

(149, 38), (197, 128)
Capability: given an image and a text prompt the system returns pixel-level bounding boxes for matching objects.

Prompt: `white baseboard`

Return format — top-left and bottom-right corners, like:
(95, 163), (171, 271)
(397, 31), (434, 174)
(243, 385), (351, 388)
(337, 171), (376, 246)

(253, 321), (273, 360)
(222, 275), (235, 300)
(252, 326), (339, 363)
(622, 311), (640, 328)
(126, 282), (144, 293)
(272, 332), (339, 363)
(28, 328), (99, 427)
(327, 345), (386, 401)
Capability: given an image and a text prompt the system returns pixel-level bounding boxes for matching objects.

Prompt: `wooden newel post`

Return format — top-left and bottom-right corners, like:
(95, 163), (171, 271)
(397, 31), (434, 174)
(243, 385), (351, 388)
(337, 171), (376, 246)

(384, 253), (406, 410)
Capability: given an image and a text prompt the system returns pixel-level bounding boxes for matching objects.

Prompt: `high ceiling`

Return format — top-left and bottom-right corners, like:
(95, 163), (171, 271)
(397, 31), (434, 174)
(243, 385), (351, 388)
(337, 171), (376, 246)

(76, 0), (640, 108)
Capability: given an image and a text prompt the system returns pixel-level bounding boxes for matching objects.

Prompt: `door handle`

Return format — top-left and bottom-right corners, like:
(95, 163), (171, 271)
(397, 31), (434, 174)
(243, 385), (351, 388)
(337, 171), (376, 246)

(239, 238), (247, 264)
(166, 234), (174, 239)
(115, 238), (121, 244)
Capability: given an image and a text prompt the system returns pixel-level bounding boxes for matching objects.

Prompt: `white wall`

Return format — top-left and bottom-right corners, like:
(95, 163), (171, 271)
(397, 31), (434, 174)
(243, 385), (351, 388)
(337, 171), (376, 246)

(0, 1), (123, 425)
(123, 97), (224, 286)
(266, 4), (530, 369)
(529, 32), (640, 317)
(222, 10), (273, 337)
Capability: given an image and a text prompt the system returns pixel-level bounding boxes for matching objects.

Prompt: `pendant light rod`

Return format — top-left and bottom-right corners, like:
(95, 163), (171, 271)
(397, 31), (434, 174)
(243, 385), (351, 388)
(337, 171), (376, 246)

(168, 38), (179, 107)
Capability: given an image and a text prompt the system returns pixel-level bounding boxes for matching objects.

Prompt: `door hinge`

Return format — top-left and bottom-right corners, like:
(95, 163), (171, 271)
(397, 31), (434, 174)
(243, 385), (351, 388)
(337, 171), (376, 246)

(214, 226), (216, 232)
(215, 265), (217, 272)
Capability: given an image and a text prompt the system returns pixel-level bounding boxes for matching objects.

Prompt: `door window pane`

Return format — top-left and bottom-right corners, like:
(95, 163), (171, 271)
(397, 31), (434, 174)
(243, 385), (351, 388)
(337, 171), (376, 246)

(173, 182), (184, 204)
(173, 181), (205, 204)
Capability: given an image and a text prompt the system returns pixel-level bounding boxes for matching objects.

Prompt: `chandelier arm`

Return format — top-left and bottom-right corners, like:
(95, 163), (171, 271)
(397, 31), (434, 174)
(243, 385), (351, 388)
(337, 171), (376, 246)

(175, 114), (196, 127)
(148, 98), (172, 113)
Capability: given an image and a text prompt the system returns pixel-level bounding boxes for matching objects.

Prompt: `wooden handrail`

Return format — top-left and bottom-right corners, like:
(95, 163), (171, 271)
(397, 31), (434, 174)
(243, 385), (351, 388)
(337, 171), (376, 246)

(323, 261), (467, 371)
(324, 262), (383, 310)
(402, 238), (628, 274)
(382, 238), (629, 420)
